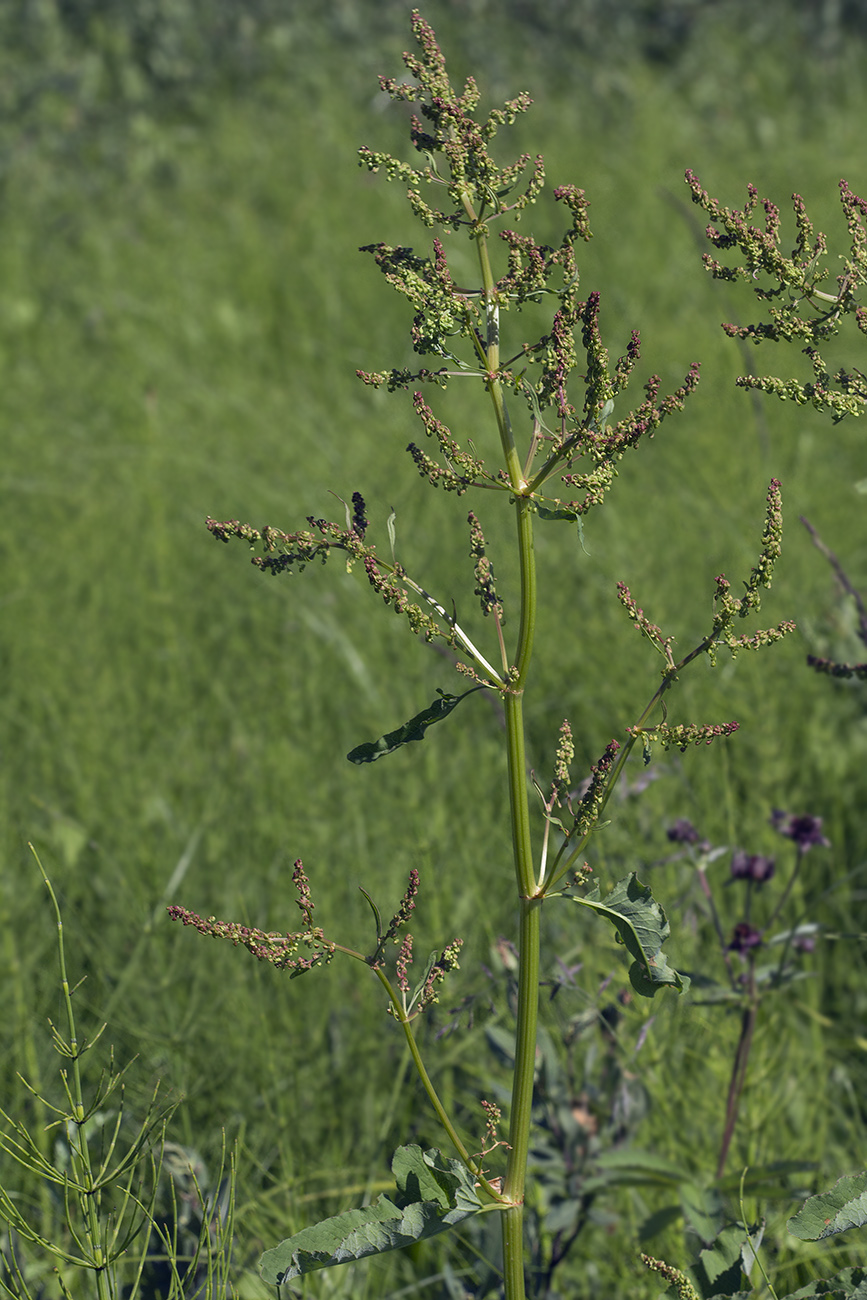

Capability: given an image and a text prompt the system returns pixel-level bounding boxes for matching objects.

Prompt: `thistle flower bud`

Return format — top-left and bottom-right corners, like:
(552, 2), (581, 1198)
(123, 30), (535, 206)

(730, 850), (775, 883)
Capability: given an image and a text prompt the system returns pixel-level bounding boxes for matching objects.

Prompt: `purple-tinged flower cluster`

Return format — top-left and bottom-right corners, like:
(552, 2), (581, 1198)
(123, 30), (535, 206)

(396, 933), (413, 995)
(730, 851), (776, 884)
(417, 938), (464, 1012)
(383, 868), (420, 945)
(666, 819), (711, 852)
(770, 810), (830, 851)
(728, 922), (763, 954)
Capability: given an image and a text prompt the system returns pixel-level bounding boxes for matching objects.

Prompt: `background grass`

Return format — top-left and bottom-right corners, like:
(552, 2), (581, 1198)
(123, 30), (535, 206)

(1, 2), (866, 1296)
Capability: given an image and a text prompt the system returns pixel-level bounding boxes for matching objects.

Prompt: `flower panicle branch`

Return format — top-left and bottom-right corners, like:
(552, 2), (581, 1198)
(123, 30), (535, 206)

(522, 292), (698, 446)
(207, 508), (504, 679)
(730, 352), (867, 424)
(166, 860), (335, 979)
(382, 868), (420, 947)
(806, 654), (867, 679)
(685, 170), (867, 422)
(596, 361), (701, 454)
(498, 182), (591, 311)
(566, 739), (621, 846)
(480, 1100), (505, 1157)
(206, 512), (367, 571)
(618, 480), (795, 678)
(706, 478), (796, 661)
(616, 582), (676, 668)
(629, 720), (740, 757)
(604, 479), (792, 793)
(552, 719), (574, 804)
(641, 1255), (701, 1300)
(357, 365), (449, 392)
(366, 868), (422, 977)
(388, 935), (465, 1021)
(418, 939), (464, 1011)
(517, 303), (699, 520)
(359, 241), (478, 361)
(532, 358), (701, 512)
(207, 509), (441, 640)
(358, 11), (540, 238)
(292, 859), (315, 927)
(684, 170), (828, 292)
(468, 509), (503, 619)
(407, 391), (487, 495)
(395, 934), (413, 996)
(536, 719), (575, 886)
(539, 737), (620, 888)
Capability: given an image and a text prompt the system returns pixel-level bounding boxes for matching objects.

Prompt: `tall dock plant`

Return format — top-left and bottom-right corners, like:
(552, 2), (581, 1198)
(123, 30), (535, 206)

(169, 14), (796, 1297)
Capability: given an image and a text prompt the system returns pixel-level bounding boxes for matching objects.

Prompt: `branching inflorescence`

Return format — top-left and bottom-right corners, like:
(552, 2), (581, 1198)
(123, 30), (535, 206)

(686, 170), (867, 423)
(687, 169), (867, 683)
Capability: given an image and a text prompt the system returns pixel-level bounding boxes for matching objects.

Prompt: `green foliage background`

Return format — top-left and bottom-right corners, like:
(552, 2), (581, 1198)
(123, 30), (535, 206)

(1, 1), (866, 1295)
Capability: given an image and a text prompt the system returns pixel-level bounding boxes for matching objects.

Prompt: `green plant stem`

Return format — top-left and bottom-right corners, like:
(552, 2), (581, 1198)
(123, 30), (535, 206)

(503, 894), (541, 1198)
(716, 965), (759, 1180)
(467, 208), (541, 1299)
(34, 848), (113, 1300)
(502, 1203), (528, 1299)
(371, 966), (503, 1202)
(738, 1168), (779, 1300)
(696, 866), (739, 992)
(765, 845), (806, 933)
(2, 881), (54, 1237)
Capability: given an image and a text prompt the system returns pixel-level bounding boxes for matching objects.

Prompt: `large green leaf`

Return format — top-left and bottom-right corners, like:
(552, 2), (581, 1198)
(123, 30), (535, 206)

(259, 1145), (484, 1284)
(785, 1267), (867, 1299)
(695, 1221), (763, 1298)
(788, 1173), (867, 1241)
(569, 873), (690, 996)
(347, 689), (477, 763)
(681, 1183), (724, 1247)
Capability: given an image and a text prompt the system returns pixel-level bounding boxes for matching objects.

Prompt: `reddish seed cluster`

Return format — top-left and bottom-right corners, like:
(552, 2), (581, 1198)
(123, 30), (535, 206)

(166, 903), (333, 977)
(384, 868), (420, 944)
(687, 170), (867, 420)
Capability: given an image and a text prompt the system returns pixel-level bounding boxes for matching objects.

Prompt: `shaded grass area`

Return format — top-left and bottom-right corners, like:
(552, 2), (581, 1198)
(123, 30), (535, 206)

(1, 12), (867, 1296)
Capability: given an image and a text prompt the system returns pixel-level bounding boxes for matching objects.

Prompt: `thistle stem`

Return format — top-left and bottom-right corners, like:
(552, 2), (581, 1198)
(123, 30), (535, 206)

(716, 967), (758, 1179)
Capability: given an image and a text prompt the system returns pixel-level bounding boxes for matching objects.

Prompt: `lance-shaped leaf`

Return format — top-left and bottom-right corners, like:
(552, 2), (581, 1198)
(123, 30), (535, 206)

(788, 1173), (867, 1241)
(347, 689), (479, 763)
(259, 1145), (485, 1284)
(532, 501), (591, 553)
(534, 502), (581, 522)
(568, 873), (690, 996)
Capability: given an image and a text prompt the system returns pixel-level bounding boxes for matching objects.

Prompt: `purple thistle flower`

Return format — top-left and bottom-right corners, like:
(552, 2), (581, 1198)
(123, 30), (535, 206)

(770, 810), (830, 851)
(730, 850), (776, 884)
(728, 922), (763, 954)
(667, 818), (702, 845)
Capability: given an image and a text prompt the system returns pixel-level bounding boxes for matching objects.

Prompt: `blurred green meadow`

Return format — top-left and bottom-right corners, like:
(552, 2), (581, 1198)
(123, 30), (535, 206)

(2, 1), (867, 1295)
